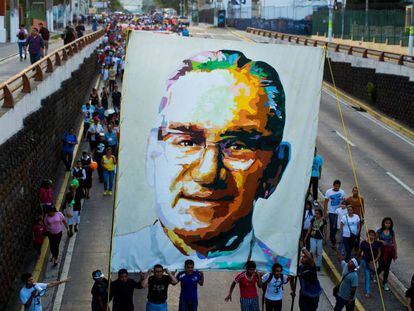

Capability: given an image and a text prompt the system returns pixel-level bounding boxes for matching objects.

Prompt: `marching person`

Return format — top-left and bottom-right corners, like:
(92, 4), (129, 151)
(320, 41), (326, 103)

(298, 248), (322, 311)
(142, 264), (178, 310)
(110, 269), (143, 311)
(261, 263), (294, 311)
(91, 270), (109, 311)
(20, 273), (71, 310)
(176, 259), (204, 311)
(225, 260), (262, 311)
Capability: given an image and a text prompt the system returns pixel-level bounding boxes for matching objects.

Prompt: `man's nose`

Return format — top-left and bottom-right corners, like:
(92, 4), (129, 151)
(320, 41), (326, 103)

(191, 146), (223, 185)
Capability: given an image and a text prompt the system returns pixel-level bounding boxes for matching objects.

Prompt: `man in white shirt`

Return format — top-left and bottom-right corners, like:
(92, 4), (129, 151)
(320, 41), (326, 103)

(335, 201), (348, 256)
(324, 180), (346, 248)
(261, 263), (294, 310)
(20, 272), (71, 310)
(340, 206), (361, 261)
(88, 117), (105, 151)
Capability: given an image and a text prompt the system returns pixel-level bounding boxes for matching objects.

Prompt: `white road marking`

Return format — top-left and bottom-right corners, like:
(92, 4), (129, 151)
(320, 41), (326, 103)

(0, 54), (19, 65)
(322, 85), (414, 148)
(358, 112), (414, 148)
(386, 172), (414, 196)
(52, 232), (77, 311)
(322, 88), (352, 109)
(335, 131), (356, 147)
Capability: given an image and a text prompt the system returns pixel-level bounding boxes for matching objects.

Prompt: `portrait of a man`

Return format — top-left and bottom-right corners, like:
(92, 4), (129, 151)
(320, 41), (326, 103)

(113, 50), (293, 271)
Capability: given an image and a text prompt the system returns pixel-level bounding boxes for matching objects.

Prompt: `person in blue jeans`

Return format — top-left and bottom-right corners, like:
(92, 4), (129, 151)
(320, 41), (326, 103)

(324, 180), (346, 248)
(176, 260), (204, 311)
(62, 128), (78, 171)
(105, 124), (118, 155)
(358, 230), (381, 298)
(142, 264), (178, 311)
(101, 147), (116, 196)
(16, 25), (28, 61)
(25, 27), (44, 64)
(334, 259), (359, 311)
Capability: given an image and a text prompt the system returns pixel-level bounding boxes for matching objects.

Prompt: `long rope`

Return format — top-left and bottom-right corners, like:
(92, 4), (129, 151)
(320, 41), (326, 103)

(325, 49), (387, 311)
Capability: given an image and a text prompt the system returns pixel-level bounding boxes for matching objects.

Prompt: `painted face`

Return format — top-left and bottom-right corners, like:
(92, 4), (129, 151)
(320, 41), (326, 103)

(152, 70), (281, 253)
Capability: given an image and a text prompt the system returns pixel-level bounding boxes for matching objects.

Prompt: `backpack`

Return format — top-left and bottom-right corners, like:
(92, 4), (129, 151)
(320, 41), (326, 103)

(262, 274), (284, 308)
(17, 30), (26, 40)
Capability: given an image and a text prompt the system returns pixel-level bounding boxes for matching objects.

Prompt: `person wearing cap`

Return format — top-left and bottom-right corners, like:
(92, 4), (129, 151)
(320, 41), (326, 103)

(91, 270), (109, 311)
(334, 258), (359, 311)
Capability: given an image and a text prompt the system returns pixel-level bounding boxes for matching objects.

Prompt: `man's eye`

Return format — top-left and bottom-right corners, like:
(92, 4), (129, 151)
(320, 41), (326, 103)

(228, 143), (249, 151)
(177, 140), (196, 147)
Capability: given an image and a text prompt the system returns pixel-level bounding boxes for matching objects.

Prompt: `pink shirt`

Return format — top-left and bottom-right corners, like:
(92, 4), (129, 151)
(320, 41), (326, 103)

(44, 212), (65, 234)
(39, 187), (53, 205)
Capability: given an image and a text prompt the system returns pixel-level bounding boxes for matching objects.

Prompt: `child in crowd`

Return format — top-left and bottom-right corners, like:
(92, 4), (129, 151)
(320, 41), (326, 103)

(32, 216), (46, 259)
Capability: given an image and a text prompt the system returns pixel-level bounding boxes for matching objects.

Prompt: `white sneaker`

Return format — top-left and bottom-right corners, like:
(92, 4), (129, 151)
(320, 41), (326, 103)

(383, 283), (390, 291)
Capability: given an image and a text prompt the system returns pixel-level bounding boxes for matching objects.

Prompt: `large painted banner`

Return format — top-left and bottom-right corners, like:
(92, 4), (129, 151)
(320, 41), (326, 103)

(111, 32), (324, 275)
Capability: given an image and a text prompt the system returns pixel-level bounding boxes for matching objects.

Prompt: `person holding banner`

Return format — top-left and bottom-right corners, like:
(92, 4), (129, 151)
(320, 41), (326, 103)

(225, 260), (262, 311)
(142, 264), (178, 310)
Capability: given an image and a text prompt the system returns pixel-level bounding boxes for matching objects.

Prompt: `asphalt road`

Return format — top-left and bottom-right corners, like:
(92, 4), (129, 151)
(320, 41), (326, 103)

(192, 25), (414, 289)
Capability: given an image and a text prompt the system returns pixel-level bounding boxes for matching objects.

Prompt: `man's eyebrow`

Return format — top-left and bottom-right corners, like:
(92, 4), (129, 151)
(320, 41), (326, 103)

(166, 123), (205, 134)
(220, 127), (265, 139)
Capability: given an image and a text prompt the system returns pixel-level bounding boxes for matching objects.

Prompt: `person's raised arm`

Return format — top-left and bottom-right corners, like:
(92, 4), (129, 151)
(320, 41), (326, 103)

(165, 268), (178, 285)
(289, 276), (296, 297)
(393, 234), (398, 260)
(48, 277), (71, 288)
(407, 296), (413, 311)
(141, 269), (151, 288)
(302, 248), (315, 267)
(305, 225), (312, 242)
(198, 271), (204, 286)
(225, 281), (236, 302)
(255, 271), (262, 289)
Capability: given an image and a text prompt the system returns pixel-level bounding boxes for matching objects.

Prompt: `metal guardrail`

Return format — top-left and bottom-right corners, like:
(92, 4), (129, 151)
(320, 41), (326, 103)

(246, 27), (414, 67)
(0, 29), (104, 109)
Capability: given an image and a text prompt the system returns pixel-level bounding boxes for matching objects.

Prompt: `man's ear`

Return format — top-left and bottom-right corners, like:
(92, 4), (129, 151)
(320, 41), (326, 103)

(258, 142), (291, 199)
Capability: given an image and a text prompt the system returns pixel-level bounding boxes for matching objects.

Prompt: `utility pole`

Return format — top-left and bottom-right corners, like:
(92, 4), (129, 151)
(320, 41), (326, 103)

(328, 0), (333, 42)
(409, 5), (414, 55)
(364, 0), (368, 41)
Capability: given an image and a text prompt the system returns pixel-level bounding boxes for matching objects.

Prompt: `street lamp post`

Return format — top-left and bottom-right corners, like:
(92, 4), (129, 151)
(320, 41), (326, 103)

(328, 0), (333, 42)
(409, 5), (414, 55)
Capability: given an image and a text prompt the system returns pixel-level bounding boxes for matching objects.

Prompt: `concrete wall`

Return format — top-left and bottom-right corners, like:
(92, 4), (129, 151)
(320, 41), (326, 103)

(0, 51), (99, 310)
(324, 58), (414, 129)
(0, 38), (102, 145)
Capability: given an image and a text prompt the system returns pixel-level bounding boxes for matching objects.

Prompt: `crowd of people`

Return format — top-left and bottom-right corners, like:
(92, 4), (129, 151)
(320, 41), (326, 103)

(18, 15), (413, 311)
(299, 150), (406, 310)
(16, 19), (88, 65)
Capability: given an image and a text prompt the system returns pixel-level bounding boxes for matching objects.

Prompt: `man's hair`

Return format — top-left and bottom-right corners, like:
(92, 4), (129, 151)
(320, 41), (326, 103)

(184, 259), (194, 267)
(245, 260), (256, 270)
(21, 273), (32, 283)
(159, 50), (286, 141)
(154, 264), (163, 270)
(368, 229), (376, 235)
(271, 263), (283, 273)
(118, 268), (128, 276)
(333, 179), (341, 186)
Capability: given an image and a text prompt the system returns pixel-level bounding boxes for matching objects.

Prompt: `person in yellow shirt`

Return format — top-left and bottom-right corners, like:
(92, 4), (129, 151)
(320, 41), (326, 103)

(101, 147), (116, 195)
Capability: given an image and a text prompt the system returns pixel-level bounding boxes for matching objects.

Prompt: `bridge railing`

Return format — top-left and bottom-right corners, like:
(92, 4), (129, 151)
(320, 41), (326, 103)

(246, 27), (414, 67)
(0, 29), (104, 109)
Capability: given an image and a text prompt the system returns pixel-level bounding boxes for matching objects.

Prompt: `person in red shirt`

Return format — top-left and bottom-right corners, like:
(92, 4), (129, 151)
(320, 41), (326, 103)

(38, 179), (53, 214)
(32, 216), (46, 259)
(225, 261), (262, 311)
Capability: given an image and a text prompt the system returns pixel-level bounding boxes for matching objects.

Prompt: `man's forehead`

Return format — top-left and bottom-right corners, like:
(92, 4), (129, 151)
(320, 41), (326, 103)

(162, 70), (271, 132)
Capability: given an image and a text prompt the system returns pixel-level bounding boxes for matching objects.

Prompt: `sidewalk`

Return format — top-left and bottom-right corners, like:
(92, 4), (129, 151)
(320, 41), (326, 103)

(311, 35), (409, 55)
(0, 26), (92, 84)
